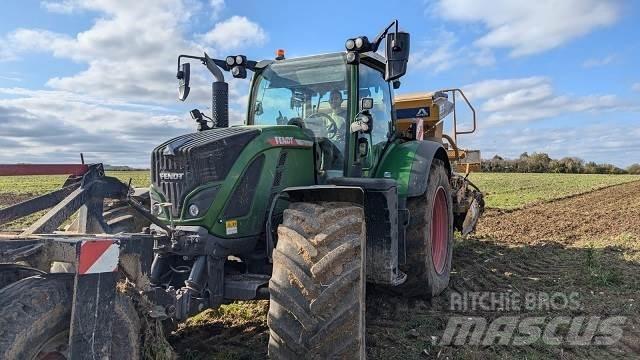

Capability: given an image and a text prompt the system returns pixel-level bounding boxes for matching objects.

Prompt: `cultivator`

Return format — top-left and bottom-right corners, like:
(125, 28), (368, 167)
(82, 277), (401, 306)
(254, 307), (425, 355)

(0, 20), (485, 359)
(0, 165), (157, 358)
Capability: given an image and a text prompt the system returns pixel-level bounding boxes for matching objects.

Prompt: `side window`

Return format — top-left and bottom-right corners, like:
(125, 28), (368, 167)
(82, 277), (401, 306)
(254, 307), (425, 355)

(359, 66), (392, 147)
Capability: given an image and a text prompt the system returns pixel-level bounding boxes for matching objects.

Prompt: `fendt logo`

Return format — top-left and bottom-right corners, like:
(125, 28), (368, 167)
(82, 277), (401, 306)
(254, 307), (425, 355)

(159, 171), (185, 181)
(267, 136), (313, 147)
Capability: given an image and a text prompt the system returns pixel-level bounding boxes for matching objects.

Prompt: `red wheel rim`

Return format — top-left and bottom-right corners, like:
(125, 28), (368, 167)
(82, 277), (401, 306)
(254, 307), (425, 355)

(431, 186), (448, 275)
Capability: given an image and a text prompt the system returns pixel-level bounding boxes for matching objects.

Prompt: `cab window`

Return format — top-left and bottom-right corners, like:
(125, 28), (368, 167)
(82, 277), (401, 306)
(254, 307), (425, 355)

(359, 65), (392, 168)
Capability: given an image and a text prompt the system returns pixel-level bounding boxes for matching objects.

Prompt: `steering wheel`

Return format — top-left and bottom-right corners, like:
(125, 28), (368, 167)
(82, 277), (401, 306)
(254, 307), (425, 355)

(304, 112), (338, 139)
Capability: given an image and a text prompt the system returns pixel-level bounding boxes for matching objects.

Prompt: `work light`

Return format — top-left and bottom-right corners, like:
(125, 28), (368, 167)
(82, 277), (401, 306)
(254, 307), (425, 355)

(188, 204), (200, 217)
(345, 39), (355, 51)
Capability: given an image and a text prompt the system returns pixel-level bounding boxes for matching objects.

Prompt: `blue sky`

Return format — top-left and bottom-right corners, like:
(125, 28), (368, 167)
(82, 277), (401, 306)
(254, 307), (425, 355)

(0, 0), (638, 167)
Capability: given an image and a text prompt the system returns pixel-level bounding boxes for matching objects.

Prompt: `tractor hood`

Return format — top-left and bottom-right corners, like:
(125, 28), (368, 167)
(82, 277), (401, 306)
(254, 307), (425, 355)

(151, 127), (261, 217)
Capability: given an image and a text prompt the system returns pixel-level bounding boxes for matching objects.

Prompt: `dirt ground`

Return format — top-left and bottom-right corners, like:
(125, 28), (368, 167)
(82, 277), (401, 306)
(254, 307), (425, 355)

(170, 181), (640, 359)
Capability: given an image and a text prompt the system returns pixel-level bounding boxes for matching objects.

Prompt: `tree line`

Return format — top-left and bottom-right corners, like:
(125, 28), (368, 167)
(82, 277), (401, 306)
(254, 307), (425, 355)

(482, 153), (640, 175)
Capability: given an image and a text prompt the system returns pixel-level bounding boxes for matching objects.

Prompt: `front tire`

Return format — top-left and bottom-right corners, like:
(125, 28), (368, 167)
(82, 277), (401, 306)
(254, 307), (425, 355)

(398, 159), (454, 297)
(268, 202), (366, 359)
(0, 275), (140, 359)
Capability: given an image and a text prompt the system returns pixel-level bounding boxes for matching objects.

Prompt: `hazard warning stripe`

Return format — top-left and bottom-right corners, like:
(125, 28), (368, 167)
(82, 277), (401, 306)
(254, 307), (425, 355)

(77, 240), (120, 275)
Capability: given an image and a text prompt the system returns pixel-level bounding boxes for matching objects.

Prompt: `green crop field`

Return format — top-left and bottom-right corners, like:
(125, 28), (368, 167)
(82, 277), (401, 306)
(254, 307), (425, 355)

(1, 171), (638, 212)
(0, 171), (150, 198)
(468, 172), (640, 209)
(0, 171), (150, 230)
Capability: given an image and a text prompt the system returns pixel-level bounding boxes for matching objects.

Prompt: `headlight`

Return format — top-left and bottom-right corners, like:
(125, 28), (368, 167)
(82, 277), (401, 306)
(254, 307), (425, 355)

(225, 56), (235, 66)
(345, 39), (355, 51)
(185, 185), (220, 219)
(188, 204), (200, 217)
(355, 37), (364, 49)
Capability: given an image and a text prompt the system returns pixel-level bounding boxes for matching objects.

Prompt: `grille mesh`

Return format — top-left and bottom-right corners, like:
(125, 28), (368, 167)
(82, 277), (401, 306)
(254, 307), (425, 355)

(151, 127), (259, 216)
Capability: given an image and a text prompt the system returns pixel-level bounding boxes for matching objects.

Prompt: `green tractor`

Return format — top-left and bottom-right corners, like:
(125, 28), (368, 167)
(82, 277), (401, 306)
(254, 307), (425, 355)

(0, 20), (483, 359)
(150, 20), (483, 358)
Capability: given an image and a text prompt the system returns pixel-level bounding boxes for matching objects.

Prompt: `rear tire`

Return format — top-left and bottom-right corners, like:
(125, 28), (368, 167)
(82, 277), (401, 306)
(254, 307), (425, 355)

(103, 204), (150, 233)
(398, 159), (454, 297)
(65, 191), (151, 234)
(268, 202), (366, 359)
(0, 275), (140, 359)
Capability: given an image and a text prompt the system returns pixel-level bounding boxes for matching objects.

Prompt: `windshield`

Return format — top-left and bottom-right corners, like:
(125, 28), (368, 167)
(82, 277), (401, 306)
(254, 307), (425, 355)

(250, 53), (348, 132)
(250, 53), (349, 178)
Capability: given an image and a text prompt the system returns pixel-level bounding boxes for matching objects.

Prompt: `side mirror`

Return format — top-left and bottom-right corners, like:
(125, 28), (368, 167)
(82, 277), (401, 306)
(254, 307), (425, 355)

(177, 63), (190, 101)
(385, 31), (410, 81)
(360, 97), (374, 111)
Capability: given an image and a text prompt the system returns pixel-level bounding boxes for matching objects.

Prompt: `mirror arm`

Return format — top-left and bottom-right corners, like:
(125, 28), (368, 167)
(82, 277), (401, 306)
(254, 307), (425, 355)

(371, 19), (398, 52)
(177, 54), (204, 72)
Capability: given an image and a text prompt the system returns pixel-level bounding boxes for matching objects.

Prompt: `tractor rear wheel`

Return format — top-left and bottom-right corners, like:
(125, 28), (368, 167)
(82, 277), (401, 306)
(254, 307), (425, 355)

(65, 190), (151, 234)
(398, 159), (454, 297)
(0, 274), (140, 359)
(267, 202), (366, 359)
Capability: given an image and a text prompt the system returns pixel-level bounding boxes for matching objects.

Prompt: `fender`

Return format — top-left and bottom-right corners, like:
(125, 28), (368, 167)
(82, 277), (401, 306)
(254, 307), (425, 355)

(375, 140), (451, 198)
(265, 185), (365, 260)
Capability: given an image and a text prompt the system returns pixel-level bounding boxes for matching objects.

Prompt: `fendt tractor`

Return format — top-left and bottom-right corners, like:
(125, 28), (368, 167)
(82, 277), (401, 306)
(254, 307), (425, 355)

(0, 20), (483, 359)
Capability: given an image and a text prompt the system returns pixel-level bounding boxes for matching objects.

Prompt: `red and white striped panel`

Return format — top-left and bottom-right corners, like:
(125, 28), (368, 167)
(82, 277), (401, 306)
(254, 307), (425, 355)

(77, 240), (120, 275)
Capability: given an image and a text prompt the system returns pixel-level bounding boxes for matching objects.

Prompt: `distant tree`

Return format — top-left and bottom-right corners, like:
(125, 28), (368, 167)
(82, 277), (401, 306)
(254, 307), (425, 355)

(627, 164), (640, 175)
(481, 154), (626, 174)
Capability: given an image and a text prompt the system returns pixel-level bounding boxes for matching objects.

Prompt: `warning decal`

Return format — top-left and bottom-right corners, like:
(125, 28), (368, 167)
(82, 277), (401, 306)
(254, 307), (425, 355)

(226, 220), (238, 235)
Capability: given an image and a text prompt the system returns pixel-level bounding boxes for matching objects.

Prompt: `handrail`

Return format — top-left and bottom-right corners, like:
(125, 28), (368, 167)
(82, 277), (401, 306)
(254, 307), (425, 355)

(440, 88), (476, 144)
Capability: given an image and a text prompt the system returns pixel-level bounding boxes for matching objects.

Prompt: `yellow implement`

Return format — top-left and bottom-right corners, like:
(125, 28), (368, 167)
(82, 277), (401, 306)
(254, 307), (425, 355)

(394, 89), (481, 173)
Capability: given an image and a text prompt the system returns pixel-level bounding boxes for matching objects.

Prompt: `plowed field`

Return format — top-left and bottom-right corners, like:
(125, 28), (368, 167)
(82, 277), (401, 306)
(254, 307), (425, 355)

(170, 180), (640, 359)
(1, 173), (638, 359)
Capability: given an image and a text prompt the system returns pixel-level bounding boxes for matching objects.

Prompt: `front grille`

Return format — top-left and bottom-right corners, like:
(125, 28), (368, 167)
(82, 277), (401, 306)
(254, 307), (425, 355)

(151, 127), (260, 216)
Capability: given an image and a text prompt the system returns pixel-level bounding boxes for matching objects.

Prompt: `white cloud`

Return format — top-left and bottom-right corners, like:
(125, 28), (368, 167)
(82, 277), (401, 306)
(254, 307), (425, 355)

(210, 0), (225, 19)
(0, 0), (267, 165)
(582, 54), (616, 68)
(41, 0), (79, 14)
(1, 2), (267, 105)
(410, 31), (458, 73)
(632, 83), (640, 92)
(433, 0), (620, 56)
(463, 76), (635, 126)
(199, 16), (267, 51)
(0, 92), (190, 167)
(410, 30), (494, 74)
(0, 74), (22, 82)
(464, 123), (640, 167)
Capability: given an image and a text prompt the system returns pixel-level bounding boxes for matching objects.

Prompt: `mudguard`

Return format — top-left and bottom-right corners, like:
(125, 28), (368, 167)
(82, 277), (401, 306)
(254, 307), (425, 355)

(265, 185), (365, 260)
(375, 140), (451, 198)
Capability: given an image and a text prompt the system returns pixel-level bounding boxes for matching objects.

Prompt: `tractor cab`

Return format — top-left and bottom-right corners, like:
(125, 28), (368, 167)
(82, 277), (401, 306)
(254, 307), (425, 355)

(246, 51), (395, 181)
